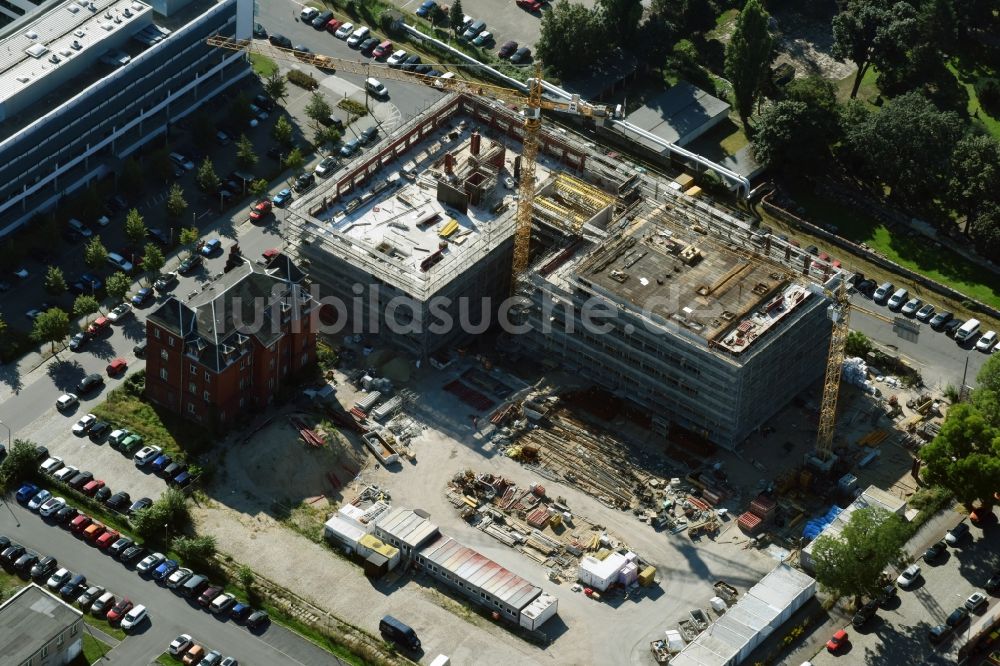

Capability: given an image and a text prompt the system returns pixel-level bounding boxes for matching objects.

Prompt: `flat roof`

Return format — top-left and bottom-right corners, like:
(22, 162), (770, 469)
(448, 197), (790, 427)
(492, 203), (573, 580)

(0, 584), (83, 665)
(577, 206), (810, 350)
(374, 506), (439, 549)
(0, 0), (152, 106)
(623, 81), (731, 146)
(420, 535), (541, 610)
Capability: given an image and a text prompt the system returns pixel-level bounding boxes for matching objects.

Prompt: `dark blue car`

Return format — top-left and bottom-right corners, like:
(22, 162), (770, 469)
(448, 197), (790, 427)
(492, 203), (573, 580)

(152, 559), (178, 581)
(150, 454), (172, 473)
(16, 483), (39, 503)
(230, 602), (252, 622)
(131, 287), (153, 306)
(415, 0), (436, 16)
(171, 471), (192, 487)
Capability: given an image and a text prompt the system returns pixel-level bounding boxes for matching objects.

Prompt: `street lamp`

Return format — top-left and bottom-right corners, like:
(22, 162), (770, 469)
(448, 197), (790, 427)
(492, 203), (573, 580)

(0, 420), (9, 448)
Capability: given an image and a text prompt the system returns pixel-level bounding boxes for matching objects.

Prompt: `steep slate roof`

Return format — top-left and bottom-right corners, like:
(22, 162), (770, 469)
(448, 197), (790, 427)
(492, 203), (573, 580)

(147, 256), (310, 371)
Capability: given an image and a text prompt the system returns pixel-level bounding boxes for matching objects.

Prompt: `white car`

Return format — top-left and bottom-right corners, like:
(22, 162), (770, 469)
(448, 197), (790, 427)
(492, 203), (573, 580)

(433, 71), (456, 88)
(897, 564), (920, 588)
(72, 413), (97, 436)
(47, 567), (72, 590)
(210, 592), (236, 614)
(387, 49), (407, 67)
(136, 552), (165, 574)
(347, 27), (369, 47)
(106, 252), (134, 273)
(39, 456), (64, 475)
(334, 22), (354, 38)
(976, 330), (997, 352)
(52, 465), (79, 483)
(166, 567), (193, 589)
(107, 302), (132, 323)
(315, 156), (338, 177)
(39, 496), (66, 517)
(133, 445), (162, 467)
(28, 489), (52, 511)
(55, 393), (79, 412)
(300, 6), (318, 21)
(168, 634), (193, 656)
(966, 592), (988, 612)
(120, 604), (147, 631)
(900, 298), (922, 316)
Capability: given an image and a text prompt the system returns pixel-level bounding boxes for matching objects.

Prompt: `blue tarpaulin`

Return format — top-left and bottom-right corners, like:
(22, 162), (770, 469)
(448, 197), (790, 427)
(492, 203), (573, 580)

(802, 505), (843, 540)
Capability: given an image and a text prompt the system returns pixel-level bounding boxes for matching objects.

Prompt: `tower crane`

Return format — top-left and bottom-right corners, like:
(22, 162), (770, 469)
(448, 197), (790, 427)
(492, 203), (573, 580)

(205, 36), (613, 279)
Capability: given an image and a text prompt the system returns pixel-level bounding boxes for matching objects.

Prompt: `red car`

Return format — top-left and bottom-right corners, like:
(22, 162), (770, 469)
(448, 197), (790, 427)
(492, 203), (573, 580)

(82, 479), (106, 496)
(86, 316), (111, 337)
(107, 598), (133, 624)
(106, 358), (127, 376)
(827, 629), (848, 653)
(516, 0), (541, 10)
(325, 18), (342, 33)
(249, 199), (272, 221)
(70, 514), (92, 535)
(95, 529), (120, 549)
(372, 40), (393, 59)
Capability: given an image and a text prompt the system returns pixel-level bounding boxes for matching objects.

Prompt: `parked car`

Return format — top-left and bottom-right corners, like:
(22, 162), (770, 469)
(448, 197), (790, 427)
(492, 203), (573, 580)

(210, 592), (237, 615)
(68, 471), (94, 491)
(95, 529), (119, 549)
(121, 545), (146, 565)
(39, 497), (66, 518)
(107, 302), (132, 323)
(977, 330), (998, 352)
(946, 606), (970, 627)
(928, 624), (950, 644)
(167, 567), (193, 589)
(153, 559), (179, 581)
(120, 604), (147, 631)
(230, 602), (252, 623)
(897, 564), (920, 588)
(109, 537), (134, 557)
(60, 573), (87, 600)
(128, 498), (152, 514)
(268, 34), (292, 49)
(293, 172), (316, 193)
(873, 281), (894, 304)
(16, 483), (40, 503)
(106, 358), (127, 377)
(201, 238), (222, 256)
(198, 585), (225, 608)
(82, 521), (106, 542)
(946, 522), (969, 545)
(56, 394), (79, 412)
(78, 585), (106, 609)
(31, 556), (57, 581)
(39, 456), (64, 474)
(169, 634), (194, 656)
(106, 598), (133, 623)
(372, 40), (393, 58)
(929, 310), (954, 330)
(966, 592), (988, 612)
(54, 506), (78, 525)
(69, 332), (88, 352)
(89, 421), (111, 441)
(131, 288), (154, 307)
(136, 552), (166, 575)
(334, 22), (354, 38)
(134, 445), (163, 467)
(72, 414), (97, 436)
(915, 303), (936, 321)
(272, 189), (292, 207)
(852, 599), (879, 628)
(106, 252), (134, 273)
(246, 610), (270, 630)
(901, 298), (922, 316)
(509, 46), (532, 64)
(76, 373), (104, 395)
(182, 645), (206, 666)
(387, 49), (407, 67)
(359, 126), (378, 145)
(924, 540), (948, 562)
(46, 567), (72, 591)
(27, 490), (51, 511)
(153, 272), (179, 293)
(415, 0), (436, 16)
(249, 199), (272, 221)
(340, 139), (360, 157)
(826, 628), (848, 653)
(315, 156), (338, 177)
(91, 592), (116, 617)
(178, 254), (203, 275)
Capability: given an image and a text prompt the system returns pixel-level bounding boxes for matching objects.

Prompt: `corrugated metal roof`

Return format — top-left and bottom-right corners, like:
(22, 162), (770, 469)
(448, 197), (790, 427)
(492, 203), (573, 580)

(375, 507), (439, 548)
(420, 536), (542, 611)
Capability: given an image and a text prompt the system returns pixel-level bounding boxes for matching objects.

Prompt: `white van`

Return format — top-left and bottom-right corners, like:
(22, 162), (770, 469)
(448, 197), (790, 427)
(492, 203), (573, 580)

(955, 318), (980, 343)
(887, 288), (908, 310)
(365, 77), (387, 97)
(347, 26), (369, 47)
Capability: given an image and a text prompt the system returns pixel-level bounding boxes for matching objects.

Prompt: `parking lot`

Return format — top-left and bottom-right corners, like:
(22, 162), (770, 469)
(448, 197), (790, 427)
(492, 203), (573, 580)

(806, 512), (1000, 666)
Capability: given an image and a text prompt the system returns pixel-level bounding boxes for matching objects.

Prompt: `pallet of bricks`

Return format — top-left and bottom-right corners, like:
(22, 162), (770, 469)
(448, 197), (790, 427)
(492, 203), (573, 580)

(737, 494), (776, 536)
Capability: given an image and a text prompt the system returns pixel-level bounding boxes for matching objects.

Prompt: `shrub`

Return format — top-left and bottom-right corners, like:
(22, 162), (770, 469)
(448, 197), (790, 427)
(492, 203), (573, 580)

(287, 69), (318, 91)
(976, 78), (1000, 116)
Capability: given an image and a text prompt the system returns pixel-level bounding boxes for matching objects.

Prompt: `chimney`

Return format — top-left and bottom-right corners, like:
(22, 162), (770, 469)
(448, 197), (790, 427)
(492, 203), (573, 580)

(444, 152), (455, 174)
(470, 131), (481, 156)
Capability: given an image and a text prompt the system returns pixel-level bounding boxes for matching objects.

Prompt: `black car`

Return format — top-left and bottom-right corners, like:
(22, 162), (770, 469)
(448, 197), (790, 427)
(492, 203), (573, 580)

(878, 582), (897, 606)
(89, 421), (111, 442)
(133, 339), (147, 357)
(54, 506), (79, 525)
(14, 552), (38, 575)
(1, 543), (25, 566)
(0, 536), (9, 552)
(509, 46), (531, 64)
(986, 570), (1000, 594)
(94, 487), (111, 503)
(148, 227), (171, 247)
(852, 599), (879, 628)
(400, 54), (421, 71)
(34, 445), (48, 461)
(268, 34), (292, 49)
(293, 173), (316, 193)
(121, 545), (146, 564)
(359, 126), (378, 145)
(359, 37), (379, 55)
(946, 606), (970, 627)
(178, 254), (203, 275)
(855, 279), (877, 297)
(161, 461), (183, 479)
(923, 540), (948, 562)
(414, 63), (432, 75)
(31, 556), (57, 580)
(128, 498), (152, 515)
(106, 492), (131, 512)
(929, 311), (954, 330)
(69, 471), (94, 490)
(109, 537), (133, 558)
(253, 22), (267, 38)
(246, 610), (270, 631)
(943, 318), (964, 336)
(76, 374), (104, 395)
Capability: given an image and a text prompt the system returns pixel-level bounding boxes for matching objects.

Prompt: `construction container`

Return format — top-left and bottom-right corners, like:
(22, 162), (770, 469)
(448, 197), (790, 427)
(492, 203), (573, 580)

(638, 566), (656, 587)
(362, 431), (400, 465)
(684, 185), (702, 198)
(578, 552), (629, 592)
(749, 495), (777, 520)
(371, 395), (402, 422)
(355, 390), (383, 415)
(674, 173), (695, 189)
(519, 593), (558, 630)
(618, 561), (639, 586)
(738, 511), (763, 535)
(526, 507), (550, 528)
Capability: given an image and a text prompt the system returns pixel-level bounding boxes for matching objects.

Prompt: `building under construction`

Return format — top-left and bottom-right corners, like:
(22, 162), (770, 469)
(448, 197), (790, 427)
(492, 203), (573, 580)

(284, 91), (846, 448)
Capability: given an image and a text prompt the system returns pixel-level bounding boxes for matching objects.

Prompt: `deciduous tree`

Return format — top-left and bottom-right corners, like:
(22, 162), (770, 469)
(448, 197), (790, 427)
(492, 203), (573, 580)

(179, 227), (200, 253)
(249, 179), (269, 200)
(751, 100), (832, 173)
(272, 115), (293, 146)
(948, 134), (1000, 224)
(833, 0), (918, 99)
(236, 134), (258, 170)
(812, 506), (909, 605)
(125, 208), (147, 246)
(536, 0), (609, 77)
(141, 243), (165, 278)
(282, 147), (305, 173)
(921, 403), (1000, 512)
(73, 295), (100, 324)
(166, 183), (187, 220)
(0, 440), (40, 491)
(650, 0), (716, 36)
(84, 235), (108, 270)
(263, 71), (288, 107)
(44, 266), (66, 296)
(724, 0), (773, 128)
(171, 535), (217, 565)
(597, 0), (642, 45)
(32, 307), (69, 353)
(105, 271), (131, 303)
(304, 92), (334, 131)
(196, 157), (220, 194)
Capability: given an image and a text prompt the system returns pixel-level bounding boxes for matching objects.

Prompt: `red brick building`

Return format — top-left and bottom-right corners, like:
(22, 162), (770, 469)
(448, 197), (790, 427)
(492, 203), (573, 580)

(144, 254), (316, 429)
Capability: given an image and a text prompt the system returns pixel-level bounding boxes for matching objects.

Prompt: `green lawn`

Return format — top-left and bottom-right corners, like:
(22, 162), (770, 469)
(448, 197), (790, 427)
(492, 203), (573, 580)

(836, 66), (881, 106)
(778, 182), (1000, 309)
(83, 614), (127, 640)
(249, 53), (277, 78)
(945, 61), (1000, 142)
(81, 633), (111, 663)
(154, 652), (175, 666)
(93, 381), (213, 456)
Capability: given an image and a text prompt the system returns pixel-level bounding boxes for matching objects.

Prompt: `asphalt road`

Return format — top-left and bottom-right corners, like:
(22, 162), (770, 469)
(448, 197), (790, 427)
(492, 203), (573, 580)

(848, 292), (990, 391)
(0, 499), (342, 666)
